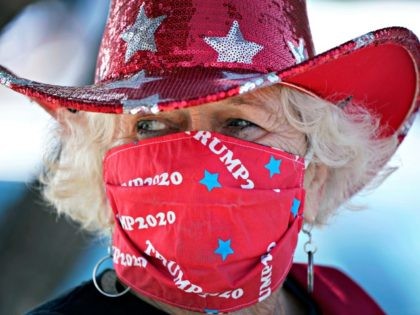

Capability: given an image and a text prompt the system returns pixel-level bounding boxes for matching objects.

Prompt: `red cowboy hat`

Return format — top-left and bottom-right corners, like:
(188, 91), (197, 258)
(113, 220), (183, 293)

(0, 0), (419, 140)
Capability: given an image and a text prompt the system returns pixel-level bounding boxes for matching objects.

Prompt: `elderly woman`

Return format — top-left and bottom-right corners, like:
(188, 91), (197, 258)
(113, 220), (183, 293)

(1, 0), (419, 314)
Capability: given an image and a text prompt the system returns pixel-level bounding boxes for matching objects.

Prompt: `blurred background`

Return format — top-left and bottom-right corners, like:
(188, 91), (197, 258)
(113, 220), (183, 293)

(0, 0), (419, 314)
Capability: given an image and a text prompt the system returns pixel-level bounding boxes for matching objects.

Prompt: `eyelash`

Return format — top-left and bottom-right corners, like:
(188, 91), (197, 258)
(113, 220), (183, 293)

(225, 118), (257, 129)
(135, 118), (259, 138)
(136, 120), (169, 135)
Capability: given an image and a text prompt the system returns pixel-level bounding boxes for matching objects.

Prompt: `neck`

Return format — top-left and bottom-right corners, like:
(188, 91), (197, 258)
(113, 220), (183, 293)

(132, 287), (306, 315)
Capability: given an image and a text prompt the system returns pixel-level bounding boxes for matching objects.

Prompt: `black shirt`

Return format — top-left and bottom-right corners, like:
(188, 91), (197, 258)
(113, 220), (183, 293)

(26, 270), (318, 315)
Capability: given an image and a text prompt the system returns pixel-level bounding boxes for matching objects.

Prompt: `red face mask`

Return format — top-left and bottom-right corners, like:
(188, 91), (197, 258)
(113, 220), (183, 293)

(104, 131), (306, 313)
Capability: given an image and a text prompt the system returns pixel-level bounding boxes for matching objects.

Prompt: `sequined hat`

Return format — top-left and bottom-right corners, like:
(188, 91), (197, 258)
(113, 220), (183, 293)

(1, 0), (419, 139)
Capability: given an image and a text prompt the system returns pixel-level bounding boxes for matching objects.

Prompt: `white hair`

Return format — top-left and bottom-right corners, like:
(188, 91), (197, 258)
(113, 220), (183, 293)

(40, 85), (398, 233)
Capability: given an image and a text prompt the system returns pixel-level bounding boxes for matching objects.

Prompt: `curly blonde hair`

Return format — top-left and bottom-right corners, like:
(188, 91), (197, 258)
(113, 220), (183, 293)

(40, 85), (398, 233)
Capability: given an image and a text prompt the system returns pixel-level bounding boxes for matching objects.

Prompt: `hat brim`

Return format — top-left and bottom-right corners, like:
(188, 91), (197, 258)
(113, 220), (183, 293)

(1, 27), (418, 139)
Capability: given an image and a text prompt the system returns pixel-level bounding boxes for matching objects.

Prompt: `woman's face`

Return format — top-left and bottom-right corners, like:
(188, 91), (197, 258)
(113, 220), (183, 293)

(121, 90), (308, 157)
(119, 89), (328, 222)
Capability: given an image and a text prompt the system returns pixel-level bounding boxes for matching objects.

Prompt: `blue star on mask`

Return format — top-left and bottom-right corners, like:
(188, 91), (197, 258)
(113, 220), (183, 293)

(265, 156), (282, 178)
(290, 198), (301, 217)
(199, 170), (222, 191)
(214, 239), (234, 261)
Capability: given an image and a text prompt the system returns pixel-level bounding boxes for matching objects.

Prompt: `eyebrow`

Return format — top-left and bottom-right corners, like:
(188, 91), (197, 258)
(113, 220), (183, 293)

(228, 95), (261, 107)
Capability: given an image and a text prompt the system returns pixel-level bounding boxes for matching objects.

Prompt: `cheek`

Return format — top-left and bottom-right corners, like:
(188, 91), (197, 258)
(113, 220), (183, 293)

(248, 105), (307, 155)
(255, 130), (307, 155)
(227, 127), (267, 142)
(118, 116), (138, 139)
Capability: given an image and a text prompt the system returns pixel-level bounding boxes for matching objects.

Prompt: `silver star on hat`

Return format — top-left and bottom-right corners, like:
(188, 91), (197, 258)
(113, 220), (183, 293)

(121, 3), (166, 62)
(122, 93), (167, 114)
(287, 38), (308, 64)
(354, 33), (375, 49)
(104, 70), (161, 89)
(204, 20), (263, 64)
(0, 71), (30, 87)
(221, 71), (261, 81)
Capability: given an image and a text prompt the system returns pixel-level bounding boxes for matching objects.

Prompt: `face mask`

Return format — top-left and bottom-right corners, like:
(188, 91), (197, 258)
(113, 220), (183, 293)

(104, 131), (306, 313)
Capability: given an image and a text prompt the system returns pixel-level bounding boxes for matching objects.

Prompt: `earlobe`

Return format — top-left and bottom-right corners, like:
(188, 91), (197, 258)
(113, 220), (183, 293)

(303, 163), (328, 224)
